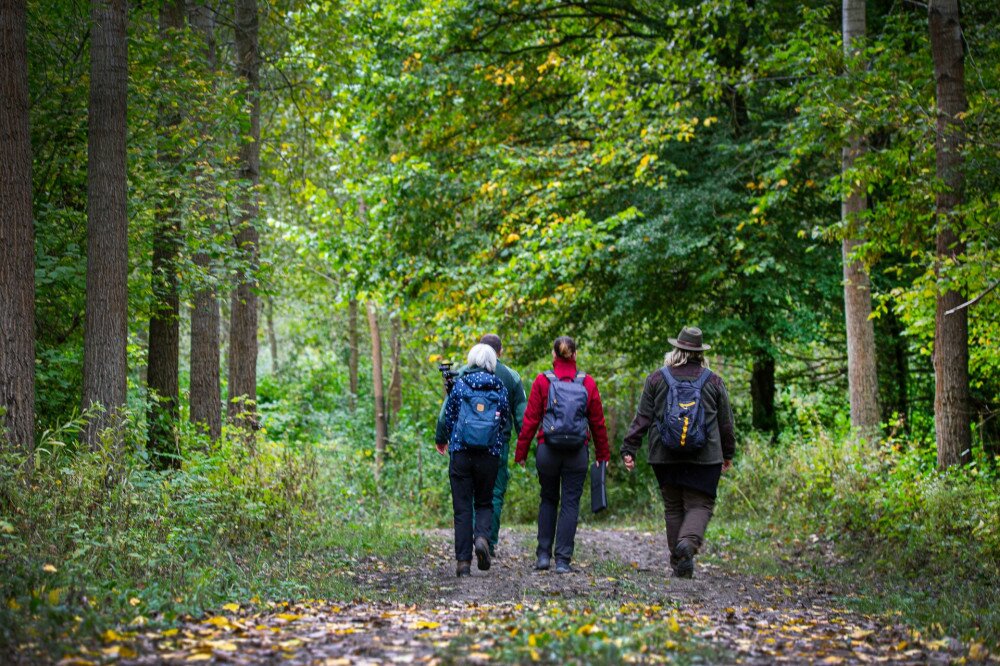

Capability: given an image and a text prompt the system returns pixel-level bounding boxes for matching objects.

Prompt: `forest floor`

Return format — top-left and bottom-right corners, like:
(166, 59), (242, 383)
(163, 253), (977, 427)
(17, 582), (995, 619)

(54, 527), (970, 665)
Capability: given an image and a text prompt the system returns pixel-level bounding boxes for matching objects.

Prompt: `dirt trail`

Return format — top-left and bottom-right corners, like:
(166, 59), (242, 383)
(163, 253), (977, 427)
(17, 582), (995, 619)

(99, 528), (959, 664)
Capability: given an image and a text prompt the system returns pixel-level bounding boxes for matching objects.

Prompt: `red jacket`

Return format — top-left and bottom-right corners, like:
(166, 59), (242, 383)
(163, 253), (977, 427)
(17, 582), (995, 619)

(514, 357), (611, 463)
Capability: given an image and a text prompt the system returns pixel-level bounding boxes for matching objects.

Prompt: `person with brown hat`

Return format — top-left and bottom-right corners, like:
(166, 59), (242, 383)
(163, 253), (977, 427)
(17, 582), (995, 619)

(620, 326), (736, 578)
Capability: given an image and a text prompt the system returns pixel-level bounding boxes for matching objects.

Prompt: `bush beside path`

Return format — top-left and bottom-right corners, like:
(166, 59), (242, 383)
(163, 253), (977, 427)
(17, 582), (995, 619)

(43, 527), (975, 665)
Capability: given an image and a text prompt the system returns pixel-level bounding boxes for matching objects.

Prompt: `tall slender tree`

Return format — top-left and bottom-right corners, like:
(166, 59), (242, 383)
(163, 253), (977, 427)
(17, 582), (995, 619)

(929, 0), (970, 468)
(388, 312), (402, 424)
(188, 0), (222, 440)
(147, 0), (185, 468)
(841, 0), (881, 436)
(82, 0), (128, 448)
(367, 301), (387, 479)
(0, 0), (35, 461)
(348, 298), (359, 411)
(228, 0), (260, 426)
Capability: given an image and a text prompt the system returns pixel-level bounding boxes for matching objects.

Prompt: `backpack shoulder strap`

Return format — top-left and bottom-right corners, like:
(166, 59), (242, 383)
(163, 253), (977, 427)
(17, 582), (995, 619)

(659, 367), (678, 387)
(693, 368), (712, 389)
(543, 370), (558, 383)
(573, 371), (586, 385)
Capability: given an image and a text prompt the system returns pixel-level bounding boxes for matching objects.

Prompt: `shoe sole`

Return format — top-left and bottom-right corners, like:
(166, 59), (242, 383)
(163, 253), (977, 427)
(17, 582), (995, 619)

(475, 543), (491, 571)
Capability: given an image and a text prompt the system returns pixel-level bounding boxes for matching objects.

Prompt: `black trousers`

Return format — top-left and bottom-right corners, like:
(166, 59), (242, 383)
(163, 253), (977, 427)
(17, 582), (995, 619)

(449, 449), (500, 561)
(535, 443), (589, 563)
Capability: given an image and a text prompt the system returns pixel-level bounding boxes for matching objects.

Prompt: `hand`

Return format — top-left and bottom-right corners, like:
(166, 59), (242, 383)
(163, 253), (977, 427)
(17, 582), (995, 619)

(435, 442), (447, 455)
(623, 454), (635, 472)
(516, 459), (526, 468)
(722, 458), (733, 473)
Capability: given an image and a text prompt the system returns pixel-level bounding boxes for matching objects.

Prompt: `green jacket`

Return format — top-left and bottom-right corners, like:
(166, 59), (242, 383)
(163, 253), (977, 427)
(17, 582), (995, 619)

(435, 361), (527, 445)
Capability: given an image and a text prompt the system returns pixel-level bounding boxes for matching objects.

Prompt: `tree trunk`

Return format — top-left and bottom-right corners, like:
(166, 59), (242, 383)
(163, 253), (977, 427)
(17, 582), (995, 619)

(82, 0), (128, 449)
(147, 0), (185, 469)
(265, 296), (278, 373)
(750, 351), (777, 435)
(0, 0), (35, 461)
(841, 0), (881, 437)
(388, 312), (402, 424)
(929, 0), (970, 468)
(367, 301), (387, 480)
(187, 0), (221, 440)
(348, 298), (359, 411)
(228, 0), (260, 428)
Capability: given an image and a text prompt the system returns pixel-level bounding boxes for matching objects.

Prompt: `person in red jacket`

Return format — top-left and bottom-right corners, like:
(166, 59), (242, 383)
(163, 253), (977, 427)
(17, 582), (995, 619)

(515, 336), (611, 573)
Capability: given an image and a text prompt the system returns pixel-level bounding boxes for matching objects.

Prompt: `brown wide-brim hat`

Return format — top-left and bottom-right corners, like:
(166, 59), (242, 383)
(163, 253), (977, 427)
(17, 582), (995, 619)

(668, 326), (711, 352)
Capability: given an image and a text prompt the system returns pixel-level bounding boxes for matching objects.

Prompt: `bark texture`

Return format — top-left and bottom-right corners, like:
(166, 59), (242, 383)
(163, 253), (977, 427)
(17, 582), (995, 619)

(187, 0), (221, 440)
(348, 298), (359, 411)
(228, 0), (260, 426)
(367, 301), (387, 479)
(841, 0), (881, 436)
(82, 0), (128, 448)
(0, 0), (35, 459)
(929, 0), (970, 468)
(147, 0), (185, 468)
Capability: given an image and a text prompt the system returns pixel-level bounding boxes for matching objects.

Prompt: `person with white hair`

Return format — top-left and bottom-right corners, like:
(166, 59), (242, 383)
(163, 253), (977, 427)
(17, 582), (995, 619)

(621, 326), (737, 579)
(435, 343), (511, 577)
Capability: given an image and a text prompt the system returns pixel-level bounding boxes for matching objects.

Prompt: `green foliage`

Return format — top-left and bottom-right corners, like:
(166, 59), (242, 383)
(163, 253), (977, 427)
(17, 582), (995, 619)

(717, 427), (1000, 642)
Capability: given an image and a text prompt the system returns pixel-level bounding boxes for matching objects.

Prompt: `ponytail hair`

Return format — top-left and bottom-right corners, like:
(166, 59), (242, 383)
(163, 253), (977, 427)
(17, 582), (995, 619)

(552, 336), (577, 360)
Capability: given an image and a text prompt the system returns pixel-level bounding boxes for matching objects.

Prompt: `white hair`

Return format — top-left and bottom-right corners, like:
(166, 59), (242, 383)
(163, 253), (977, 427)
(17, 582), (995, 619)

(467, 343), (498, 373)
(664, 348), (710, 369)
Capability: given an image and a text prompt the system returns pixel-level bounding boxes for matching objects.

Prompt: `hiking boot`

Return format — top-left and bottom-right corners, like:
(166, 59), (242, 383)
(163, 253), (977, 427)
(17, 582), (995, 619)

(456, 561), (471, 577)
(534, 554), (551, 571)
(555, 561), (573, 574)
(474, 537), (491, 571)
(672, 541), (695, 579)
(489, 543), (497, 559)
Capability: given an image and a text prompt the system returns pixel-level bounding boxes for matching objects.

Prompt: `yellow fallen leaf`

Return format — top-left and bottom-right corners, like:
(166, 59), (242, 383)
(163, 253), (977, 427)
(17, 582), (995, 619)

(576, 623), (598, 636)
(667, 616), (681, 633)
(204, 616), (233, 628)
(969, 643), (990, 660)
(48, 588), (61, 605)
(43, 564), (58, 573)
(821, 658), (844, 665)
(55, 658), (96, 666)
(413, 621), (440, 630)
(213, 641), (238, 652)
(850, 629), (874, 640)
(468, 653), (491, 661)
(276, 613), (302, 622)
(186, 654), (212, 662)
(162, 628), (179, 637)
(128, 597), (140, 607)
(102, 629), (124, 642)
(222, 603), (240, 613)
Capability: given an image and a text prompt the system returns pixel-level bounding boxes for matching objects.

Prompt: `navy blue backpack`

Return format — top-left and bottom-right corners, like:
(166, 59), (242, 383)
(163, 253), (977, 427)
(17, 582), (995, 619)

(452, 382), (503, 449)
(655, 367), (711, 454)
(541, 371), (590, 451)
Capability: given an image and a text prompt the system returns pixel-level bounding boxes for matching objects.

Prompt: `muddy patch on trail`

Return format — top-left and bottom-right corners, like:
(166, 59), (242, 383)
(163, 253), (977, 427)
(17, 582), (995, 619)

(58, 528), (965, 664)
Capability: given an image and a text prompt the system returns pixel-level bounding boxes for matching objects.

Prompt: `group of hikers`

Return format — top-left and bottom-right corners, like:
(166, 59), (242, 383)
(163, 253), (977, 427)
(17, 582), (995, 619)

(434, 327), (737, 579)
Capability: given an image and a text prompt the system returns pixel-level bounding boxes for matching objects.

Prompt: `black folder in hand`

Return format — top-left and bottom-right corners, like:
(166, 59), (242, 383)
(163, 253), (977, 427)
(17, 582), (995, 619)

(590, 461), (608, 514)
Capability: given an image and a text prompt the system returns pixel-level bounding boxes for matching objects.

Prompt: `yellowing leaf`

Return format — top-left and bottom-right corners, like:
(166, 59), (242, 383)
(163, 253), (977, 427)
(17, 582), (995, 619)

(43, 564), (58, 573)
(413, 621), (440, 629)
(204, 616), (234, 628)
(468, 653), (491, 661)
(161, 628), (179, 637)
(128, 597), (140, 607)
(102, 629), (124, 642)
(505, 233), (520, 244)
(667, 616), (681, 633)
(576, 623), (598, 636)
(969, 643), (990, 660)
(7, 598), (20, 610)
(276, 613), (302, 622)
(48, 588), (61, 605)
(222, 603), (240, 613)
(186, 654), (212, 662)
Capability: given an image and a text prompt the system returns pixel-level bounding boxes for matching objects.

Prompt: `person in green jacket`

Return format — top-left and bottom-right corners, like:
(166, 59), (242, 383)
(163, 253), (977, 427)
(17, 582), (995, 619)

(435, 333), (527, 556)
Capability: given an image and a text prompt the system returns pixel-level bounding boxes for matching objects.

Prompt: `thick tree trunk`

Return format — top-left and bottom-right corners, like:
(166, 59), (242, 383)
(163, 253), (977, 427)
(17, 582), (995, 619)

(187, 1), (221, 440)
(228, 0), (260, 427)
(0, 0), (35, 461)
(388, 312), (402, 424)
(266, 296), (278, 373)
(82, 0), (128, 449)
(348, 298), (359, 411)
(367, 301), (387, 479)
(842, 0), (881, 436)
(929, 0), (970, 468)
(147, 0), (185, 468)
(750, 351), (777, 435)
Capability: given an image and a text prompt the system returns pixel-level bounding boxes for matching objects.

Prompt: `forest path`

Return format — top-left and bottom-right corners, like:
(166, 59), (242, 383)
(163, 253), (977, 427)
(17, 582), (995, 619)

(108, 528), (959, 665)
